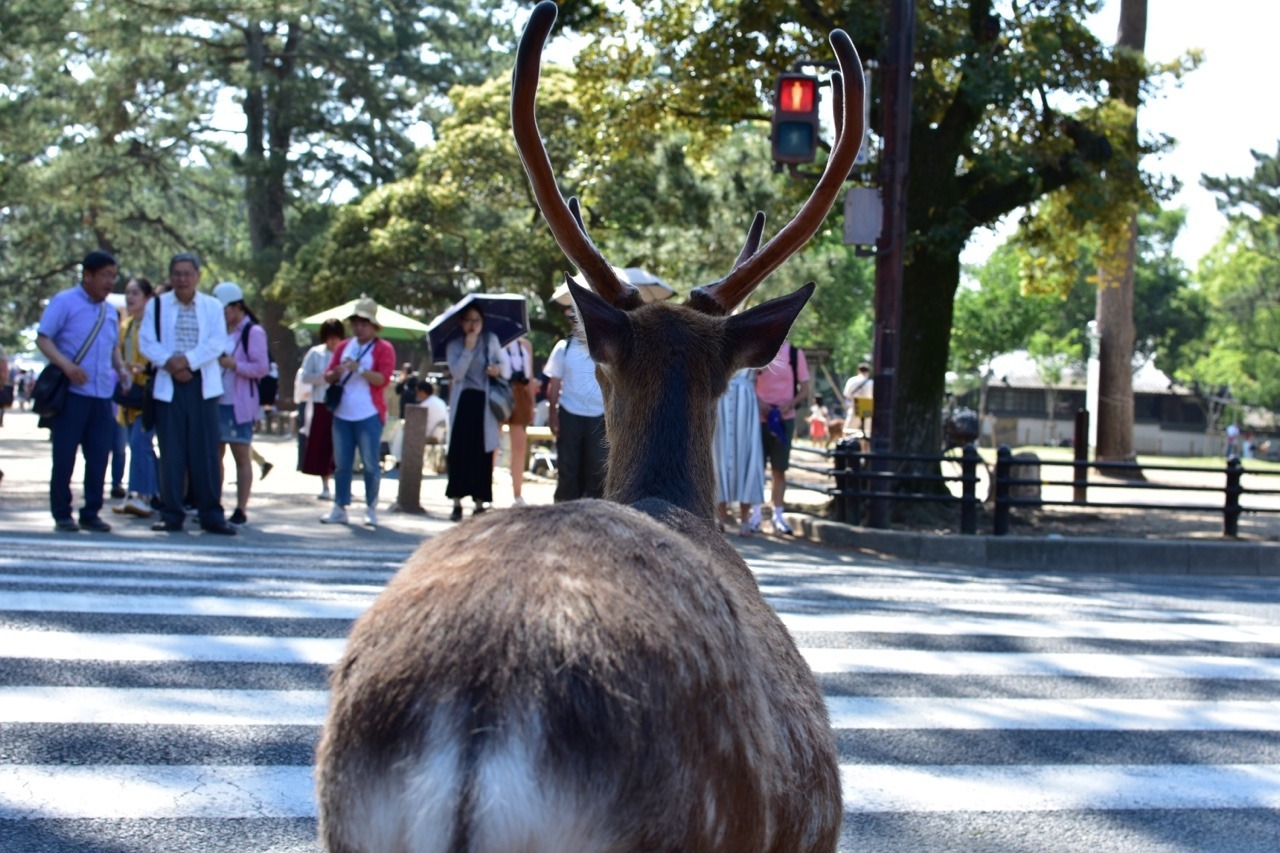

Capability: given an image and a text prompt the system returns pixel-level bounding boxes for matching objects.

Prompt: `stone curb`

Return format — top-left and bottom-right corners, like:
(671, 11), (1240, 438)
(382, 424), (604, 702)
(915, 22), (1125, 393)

(790, 514), (1280, 576)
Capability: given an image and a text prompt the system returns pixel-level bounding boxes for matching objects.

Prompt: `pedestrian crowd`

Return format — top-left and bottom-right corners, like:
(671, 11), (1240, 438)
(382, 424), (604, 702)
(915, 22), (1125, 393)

(13, 250), (830, 538)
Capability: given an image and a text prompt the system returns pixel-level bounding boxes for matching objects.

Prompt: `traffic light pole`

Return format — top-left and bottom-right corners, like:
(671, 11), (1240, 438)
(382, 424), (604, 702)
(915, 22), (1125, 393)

(868, 0), (916, 529)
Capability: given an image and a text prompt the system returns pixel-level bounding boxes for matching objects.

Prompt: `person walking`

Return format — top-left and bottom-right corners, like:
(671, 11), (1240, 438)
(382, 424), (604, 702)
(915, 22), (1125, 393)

(713, 367), (766, 537)
(544, 308), (607, 503)
(139, 253), (236, 535)
(213, 282), (270, 526)
(754, 338), (811, 536)
(35, 250), (131, 533)
(299, 319), (345, 501)
(320, 298), (395, 528)
(111, 276), (160, 518)
(444, 305), (511, 520)
(502, 336), (537, 506)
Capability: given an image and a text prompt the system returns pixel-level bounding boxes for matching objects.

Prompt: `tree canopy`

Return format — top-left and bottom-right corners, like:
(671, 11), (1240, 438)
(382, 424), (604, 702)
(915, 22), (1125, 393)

(559, 0), (1149, 455)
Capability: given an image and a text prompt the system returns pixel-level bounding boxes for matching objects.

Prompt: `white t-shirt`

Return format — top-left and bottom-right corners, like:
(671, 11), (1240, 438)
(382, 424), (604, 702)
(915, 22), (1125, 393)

(544, 337), (604, 417)
(417, 394), (449, 440)
(844, 373), (873, 401)
(333, 338), (378, 422)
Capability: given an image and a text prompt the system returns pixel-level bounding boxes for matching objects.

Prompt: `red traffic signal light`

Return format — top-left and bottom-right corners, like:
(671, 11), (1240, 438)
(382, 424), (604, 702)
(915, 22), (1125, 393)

(771, 74), (820, 164)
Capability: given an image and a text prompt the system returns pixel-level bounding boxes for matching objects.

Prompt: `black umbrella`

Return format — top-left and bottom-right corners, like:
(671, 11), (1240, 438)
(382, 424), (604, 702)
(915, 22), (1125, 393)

(426, 293), (530, 365)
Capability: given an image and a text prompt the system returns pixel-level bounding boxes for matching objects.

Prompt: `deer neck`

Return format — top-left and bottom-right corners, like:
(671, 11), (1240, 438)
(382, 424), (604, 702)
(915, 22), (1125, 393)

(603, 373), (718, 520)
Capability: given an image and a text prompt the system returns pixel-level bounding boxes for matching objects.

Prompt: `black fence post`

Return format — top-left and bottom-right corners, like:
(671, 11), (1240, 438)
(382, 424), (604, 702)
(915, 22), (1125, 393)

(1072, 409), (1089, 504)
(1224, 456), (1243, 537)
(994, 444), (1012, 536)
(833, 439), (852, 524)
(851, 447), (866, 526)
(960, 443), (979, 535)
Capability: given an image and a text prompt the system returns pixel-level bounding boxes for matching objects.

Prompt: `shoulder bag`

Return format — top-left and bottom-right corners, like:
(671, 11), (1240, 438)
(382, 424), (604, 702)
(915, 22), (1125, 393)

(324, 339), (374, 413)
(486, 335), (514, 421)
(33, 304), (108, 419)
(113, 317), (148, 410)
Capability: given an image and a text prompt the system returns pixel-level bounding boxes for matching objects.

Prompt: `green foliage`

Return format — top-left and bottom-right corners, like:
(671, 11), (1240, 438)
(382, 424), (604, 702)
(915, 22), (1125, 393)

(0, 0), (514, 348)
(1142, 145), (1280, 407)
(957, 207), (1205, 377)
(295, 63), (875, 365)
(557, 0), (1164, 454)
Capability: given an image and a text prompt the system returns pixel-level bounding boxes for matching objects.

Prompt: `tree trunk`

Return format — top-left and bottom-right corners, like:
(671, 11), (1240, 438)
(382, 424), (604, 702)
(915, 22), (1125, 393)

(242, 24), (300, 403)
(895, 246), (961, 459)
(1093, 0), (1147, 464)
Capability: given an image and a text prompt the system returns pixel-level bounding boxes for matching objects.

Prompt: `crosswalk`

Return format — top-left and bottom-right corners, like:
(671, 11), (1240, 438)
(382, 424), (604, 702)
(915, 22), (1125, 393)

(1, 535), (1278, 851)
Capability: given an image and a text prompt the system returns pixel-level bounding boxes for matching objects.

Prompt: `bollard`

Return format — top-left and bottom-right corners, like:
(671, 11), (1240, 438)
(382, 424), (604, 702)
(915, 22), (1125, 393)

(391, 404), (429, 514)
(960, 443), (979, 534)
(833, 436), (861, 524)
(1224, 456), (1242, 537)
(1072, 409), (1089, 503)
(993, 445), (1012, 536)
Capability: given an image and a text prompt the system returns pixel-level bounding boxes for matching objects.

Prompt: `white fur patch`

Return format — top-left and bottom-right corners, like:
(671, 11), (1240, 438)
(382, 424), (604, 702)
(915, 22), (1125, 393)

(469, 715), (616, 851)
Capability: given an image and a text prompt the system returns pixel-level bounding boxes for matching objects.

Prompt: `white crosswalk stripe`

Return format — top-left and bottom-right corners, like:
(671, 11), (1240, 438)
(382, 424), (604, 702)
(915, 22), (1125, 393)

(0, 535), (1277, 850)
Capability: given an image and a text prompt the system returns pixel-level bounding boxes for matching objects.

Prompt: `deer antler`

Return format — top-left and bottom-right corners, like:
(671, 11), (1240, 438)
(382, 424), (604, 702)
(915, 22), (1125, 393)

(692, 30), (865, 315)
(512, 1), (641, 310)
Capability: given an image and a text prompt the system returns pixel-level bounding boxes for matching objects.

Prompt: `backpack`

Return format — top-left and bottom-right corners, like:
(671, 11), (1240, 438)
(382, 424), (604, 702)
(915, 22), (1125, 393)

(239, 321), (279, 407)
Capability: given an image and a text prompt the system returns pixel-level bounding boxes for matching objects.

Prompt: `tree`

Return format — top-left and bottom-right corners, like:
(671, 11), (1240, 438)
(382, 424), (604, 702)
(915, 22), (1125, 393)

(0, 1), (231, 339)
(1198, 145), (1280, 412)
(297, 65), (876, 371)
(1091, 0), (1146, 464)
(0, 0), (515, 391)
(561, 0), (1132, 459)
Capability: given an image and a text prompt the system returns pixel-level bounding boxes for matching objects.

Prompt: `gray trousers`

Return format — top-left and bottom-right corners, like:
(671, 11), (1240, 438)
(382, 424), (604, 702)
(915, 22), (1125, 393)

(153, 372), (225, 527)
(554, 407), (607, 502)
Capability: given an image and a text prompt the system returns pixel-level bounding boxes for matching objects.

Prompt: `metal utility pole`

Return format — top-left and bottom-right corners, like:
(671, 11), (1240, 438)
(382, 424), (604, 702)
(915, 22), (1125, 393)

(868, 0), (916, 528)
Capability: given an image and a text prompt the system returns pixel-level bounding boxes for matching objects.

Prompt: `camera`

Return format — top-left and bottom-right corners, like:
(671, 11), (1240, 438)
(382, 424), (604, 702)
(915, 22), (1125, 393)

(511, 370), (529, 384)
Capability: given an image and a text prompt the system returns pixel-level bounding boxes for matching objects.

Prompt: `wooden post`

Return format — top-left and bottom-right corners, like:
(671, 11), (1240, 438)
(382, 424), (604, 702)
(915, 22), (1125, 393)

(391, 405), (428, 514)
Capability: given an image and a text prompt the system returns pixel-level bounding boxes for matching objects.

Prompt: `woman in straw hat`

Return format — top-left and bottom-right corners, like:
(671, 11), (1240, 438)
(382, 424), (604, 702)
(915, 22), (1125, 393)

(319, 297), (396, 528)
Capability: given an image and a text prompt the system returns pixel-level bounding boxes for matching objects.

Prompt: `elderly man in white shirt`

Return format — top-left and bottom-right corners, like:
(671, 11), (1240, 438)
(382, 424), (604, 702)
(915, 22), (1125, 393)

(138, 253), (235, 535)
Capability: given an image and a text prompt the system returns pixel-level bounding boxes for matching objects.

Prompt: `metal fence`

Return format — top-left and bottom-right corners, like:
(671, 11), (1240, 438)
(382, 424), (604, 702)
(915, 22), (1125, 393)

(788, 440), (1280, 536)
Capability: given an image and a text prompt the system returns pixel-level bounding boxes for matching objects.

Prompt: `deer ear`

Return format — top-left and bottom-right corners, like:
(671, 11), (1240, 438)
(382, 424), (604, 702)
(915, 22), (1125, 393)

(567, 275), (629, 365)
(723, 282), (815, 370)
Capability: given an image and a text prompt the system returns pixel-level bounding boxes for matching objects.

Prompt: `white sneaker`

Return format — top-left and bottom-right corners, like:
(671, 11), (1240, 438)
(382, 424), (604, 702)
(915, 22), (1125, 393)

(316, 489), (332, 501)
(512, 496), (526, 507)
(748, 505), (762, 532)
(772, 511), (794, 536)
(363, 507), (378, 528)
(123, 496), (154, 518)
(320, 506), (348, 525)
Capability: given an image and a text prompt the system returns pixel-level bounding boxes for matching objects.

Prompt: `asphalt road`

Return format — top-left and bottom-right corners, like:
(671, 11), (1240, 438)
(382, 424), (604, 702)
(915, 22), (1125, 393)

(1, 531), (1277, 852)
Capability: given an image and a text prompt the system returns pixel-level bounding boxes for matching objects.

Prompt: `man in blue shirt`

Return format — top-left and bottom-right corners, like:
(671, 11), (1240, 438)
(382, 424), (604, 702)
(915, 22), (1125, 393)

(36, 250), (131, 532)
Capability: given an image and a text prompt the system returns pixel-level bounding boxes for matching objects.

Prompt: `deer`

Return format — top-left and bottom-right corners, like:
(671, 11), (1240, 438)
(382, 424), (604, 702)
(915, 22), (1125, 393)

(315, 2), (864, 850)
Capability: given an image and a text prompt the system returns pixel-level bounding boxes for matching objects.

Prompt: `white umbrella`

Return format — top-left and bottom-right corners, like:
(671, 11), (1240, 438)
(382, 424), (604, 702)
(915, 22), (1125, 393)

(552, 266), (676, 306)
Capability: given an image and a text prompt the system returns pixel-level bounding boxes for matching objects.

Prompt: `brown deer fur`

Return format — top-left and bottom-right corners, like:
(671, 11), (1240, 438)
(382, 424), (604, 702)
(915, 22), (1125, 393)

(316, 2), (864, 850)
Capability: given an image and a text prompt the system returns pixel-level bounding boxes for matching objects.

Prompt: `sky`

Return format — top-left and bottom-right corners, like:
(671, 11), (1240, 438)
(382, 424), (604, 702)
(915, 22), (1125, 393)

(963, 0), (1280, 268)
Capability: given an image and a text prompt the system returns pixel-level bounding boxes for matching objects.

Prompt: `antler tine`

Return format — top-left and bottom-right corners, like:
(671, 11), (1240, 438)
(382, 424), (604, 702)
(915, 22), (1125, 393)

(512, 1), (637, 309)
(692, 29), (865, 315)
(732, 212), (767, 271)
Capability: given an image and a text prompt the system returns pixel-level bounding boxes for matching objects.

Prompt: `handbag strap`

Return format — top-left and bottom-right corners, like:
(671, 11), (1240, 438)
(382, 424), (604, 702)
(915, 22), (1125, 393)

(72, 304), (108, 365)
(337, 339), (376, 386)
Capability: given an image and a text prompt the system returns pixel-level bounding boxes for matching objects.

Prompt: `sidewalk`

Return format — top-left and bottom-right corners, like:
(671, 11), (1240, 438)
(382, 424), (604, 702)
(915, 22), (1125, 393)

(3, 406), (1277, 573)
(0, 407), (538, 552)
(0, 408), (818, 558)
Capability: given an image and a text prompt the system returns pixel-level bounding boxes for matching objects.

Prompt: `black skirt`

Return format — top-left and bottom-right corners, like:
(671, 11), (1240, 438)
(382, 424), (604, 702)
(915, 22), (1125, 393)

(445, 388), (493, 503)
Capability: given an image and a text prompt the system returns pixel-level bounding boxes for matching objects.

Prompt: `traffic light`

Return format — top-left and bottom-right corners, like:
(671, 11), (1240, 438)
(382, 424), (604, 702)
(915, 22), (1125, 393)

(771, 73), (820, 164)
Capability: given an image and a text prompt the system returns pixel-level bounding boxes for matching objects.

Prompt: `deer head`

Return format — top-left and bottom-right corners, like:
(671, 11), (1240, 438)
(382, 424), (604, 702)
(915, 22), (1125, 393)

(513, 1), (865, 518)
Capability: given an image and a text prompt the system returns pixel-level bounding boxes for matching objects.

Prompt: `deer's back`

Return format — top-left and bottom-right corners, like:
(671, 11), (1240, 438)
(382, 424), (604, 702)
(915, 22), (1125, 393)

(317, 499), (839, 852)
